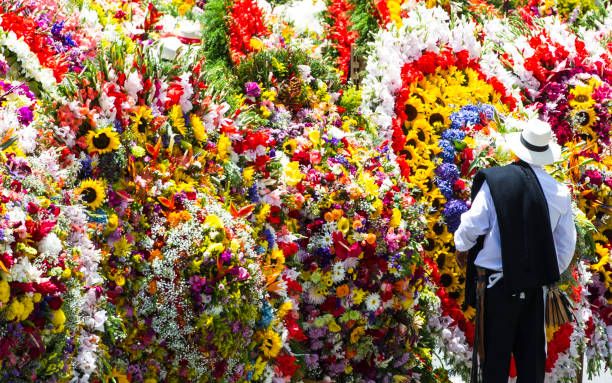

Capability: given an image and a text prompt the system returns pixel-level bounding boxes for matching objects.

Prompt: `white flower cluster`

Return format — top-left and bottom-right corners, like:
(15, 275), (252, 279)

(0, 30), (58, 97)
(64, 205), (107, 382)
(428, 315), (472, 370)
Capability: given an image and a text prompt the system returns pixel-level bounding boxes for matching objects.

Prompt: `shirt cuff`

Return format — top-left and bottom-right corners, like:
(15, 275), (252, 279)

(454, 232), (474, 252)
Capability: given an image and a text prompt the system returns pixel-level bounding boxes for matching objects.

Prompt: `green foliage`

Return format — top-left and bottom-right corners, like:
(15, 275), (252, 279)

(202, 0), (232, 68)
(348, 0), (380, 56)
(235, 48), (340, 91)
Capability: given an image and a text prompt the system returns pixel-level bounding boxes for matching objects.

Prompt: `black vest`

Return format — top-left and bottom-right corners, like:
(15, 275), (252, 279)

(464, 161), (560, 306)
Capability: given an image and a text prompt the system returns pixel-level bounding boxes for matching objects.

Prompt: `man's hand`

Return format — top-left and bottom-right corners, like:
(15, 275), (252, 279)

(456, 251), (468, 269)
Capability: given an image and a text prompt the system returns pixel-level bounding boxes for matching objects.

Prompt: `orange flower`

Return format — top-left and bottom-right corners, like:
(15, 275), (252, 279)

(365, 233), (377, 245)
(336, 284), (349, 298)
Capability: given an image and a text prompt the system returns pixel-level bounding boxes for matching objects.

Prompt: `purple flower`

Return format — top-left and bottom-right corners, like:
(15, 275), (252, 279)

(0, 61), (8, 76)
(244, 82), (261, 98)
(17, 107), (34, 126)
(231, 266), (249, 281)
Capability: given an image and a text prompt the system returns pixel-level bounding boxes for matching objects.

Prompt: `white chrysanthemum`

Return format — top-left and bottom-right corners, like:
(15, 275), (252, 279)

(10, 257), (46, 283)
(38, 232), (63, 259)
(306, 286), (326, 305)
(331, 262), (345, 283)
(364, 292), (381, 312)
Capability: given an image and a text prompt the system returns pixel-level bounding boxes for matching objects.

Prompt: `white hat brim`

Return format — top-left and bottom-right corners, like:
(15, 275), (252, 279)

(505, 132), (561, 166)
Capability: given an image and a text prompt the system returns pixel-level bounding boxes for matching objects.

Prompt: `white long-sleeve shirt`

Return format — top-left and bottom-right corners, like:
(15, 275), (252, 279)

(454, 164), (576, 274)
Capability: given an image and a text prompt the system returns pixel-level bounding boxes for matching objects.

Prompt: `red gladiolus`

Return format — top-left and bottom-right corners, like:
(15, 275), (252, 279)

(275, 354), (299, 377)
(326, 0), (359, 83)
(227, 0), (270, 64)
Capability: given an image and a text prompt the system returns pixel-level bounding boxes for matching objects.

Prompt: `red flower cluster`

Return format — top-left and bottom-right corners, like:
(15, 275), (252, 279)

(0, 12), (69, 81)
(545, 323), (573, 372)
(524, 33), (571, 84)
(326, 0), (359, 83)
(227, 0), (270, 64)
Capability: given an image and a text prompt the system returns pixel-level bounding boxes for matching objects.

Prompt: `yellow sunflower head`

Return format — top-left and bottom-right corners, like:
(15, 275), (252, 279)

(426, 105), (450, 132)
(569, 84), (595, 109)
(131, 106), (154, 142)
(404, 95), (426, 125)
(570, 108), (598, 136)
(86, 127), (120, 154)
(75, 179), (106, 210)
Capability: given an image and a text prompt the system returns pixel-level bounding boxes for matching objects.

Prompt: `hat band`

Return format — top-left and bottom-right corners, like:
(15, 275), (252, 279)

(520, 134), (549, 152)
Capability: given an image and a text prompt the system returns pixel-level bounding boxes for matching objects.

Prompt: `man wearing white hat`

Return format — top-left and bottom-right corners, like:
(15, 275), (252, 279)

(454, 118), (576, 383)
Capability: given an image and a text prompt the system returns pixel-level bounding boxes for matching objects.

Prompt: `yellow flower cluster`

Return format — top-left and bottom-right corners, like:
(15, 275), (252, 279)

(399, 66), (508, 303)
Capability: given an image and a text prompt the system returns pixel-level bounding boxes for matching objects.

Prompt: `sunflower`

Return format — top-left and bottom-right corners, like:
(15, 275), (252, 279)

(403, 95), (426, 126)
(75, 179), (106, 210)
(409, 118), (435, 145)
(86, 127), (120, 154)
(426, 105), (451, 131)
(439, 270), (459, 290)
(569, 84), (595, 109)
(259, 329), (282, 359)
(130, 106), (153, 142)
(570, 108), (598, 136)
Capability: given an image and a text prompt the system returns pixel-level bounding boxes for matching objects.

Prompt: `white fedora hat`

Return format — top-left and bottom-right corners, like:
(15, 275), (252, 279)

(505, 118), (561, 166)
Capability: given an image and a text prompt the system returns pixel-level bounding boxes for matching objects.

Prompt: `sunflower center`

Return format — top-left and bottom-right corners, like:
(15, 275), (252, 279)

(576, 111), (590, 126)
(575, 95), (589, 103)
(406, 138), (417, 147)
(440, 273), (453, 287)
(433, 223), (444, 235)
(423, 240), (434, 251)
(404, 104), (418, 121)
(417, 130), (426, 142)
(138, 119), (147, 134)
(81, 187), (98, 203)
(429, 113), (444, 126)
(92, 133), (111, 149)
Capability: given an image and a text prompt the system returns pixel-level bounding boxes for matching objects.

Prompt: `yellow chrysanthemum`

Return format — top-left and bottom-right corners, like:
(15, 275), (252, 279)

(86, 127), (120, 154)
(0, 278), (10, 304)
(75, 179), (106, 210)
(284, 161), (304, 186)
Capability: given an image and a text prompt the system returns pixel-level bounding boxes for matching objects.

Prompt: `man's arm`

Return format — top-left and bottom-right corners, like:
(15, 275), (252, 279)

(554, 204), (577, 274)
(454, 182), (493, 252)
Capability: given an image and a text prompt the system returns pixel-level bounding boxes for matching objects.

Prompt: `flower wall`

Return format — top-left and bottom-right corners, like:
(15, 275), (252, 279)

(0, 1), (609, 382)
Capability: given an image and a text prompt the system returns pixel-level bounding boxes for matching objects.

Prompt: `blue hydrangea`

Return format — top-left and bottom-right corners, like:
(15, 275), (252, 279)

(436, 180), (454, 199)
(450, 104), (496, 130)
(441, 128), (466, 142)
(247, 184), (259, 203)
(443, 199), (469, 232)
(438, 140), (456, 163)
(435, 163), (460, 182)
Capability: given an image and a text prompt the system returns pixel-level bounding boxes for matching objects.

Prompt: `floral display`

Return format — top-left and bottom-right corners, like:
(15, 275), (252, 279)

(0, 0), (610, 382)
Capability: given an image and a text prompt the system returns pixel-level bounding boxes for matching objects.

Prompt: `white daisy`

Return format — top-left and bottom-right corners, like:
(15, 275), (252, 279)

(364, 292), (381, 312)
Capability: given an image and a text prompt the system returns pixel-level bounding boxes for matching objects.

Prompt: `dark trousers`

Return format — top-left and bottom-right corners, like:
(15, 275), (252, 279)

(482, 279), (545, 383)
